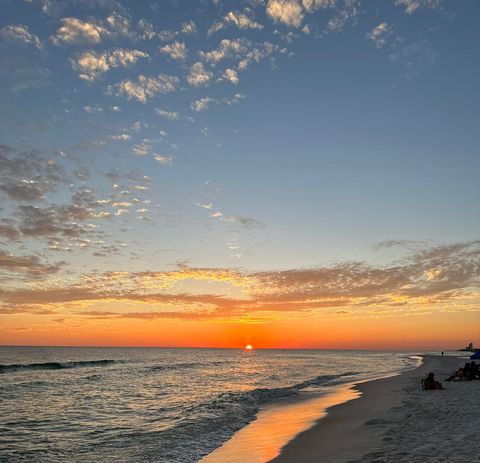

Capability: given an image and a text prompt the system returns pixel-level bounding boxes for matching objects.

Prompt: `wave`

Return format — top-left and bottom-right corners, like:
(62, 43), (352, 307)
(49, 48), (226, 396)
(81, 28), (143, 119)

(0, 359), (119, 374)
(150, 362), (202, 372)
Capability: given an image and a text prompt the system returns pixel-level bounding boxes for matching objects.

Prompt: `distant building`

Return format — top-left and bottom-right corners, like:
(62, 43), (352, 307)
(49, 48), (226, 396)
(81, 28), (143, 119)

(459, 342), (475, 352)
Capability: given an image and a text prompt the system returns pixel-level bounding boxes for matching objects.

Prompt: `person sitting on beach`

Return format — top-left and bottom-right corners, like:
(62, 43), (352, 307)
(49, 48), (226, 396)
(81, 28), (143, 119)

(422, 372), (444, 390)
(445, 367), (464, 381)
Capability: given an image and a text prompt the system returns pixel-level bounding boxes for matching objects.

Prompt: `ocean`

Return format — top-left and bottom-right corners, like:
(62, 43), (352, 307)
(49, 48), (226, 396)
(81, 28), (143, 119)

(0, 347), (420, 463)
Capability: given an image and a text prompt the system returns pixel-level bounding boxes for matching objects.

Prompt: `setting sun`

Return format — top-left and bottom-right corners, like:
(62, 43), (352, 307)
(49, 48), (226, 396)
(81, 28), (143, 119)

(245, 345), (253, 350)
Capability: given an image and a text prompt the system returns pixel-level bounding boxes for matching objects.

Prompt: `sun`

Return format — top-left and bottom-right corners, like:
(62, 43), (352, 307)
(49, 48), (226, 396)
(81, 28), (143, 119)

(245, 344), (253, 350)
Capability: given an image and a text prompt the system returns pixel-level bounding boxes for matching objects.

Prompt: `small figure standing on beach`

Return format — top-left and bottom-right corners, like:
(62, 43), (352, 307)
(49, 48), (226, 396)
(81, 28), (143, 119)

(422, 372), (444, 390)
(441, 351), (444, 356)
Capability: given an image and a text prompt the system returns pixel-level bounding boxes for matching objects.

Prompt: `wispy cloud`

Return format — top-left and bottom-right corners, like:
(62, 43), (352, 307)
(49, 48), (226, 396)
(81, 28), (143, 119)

(0, 24), (43, 49)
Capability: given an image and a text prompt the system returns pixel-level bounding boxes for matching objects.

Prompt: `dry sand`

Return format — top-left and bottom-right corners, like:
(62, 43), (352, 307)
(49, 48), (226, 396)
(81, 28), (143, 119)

(269, 354), (479, 463)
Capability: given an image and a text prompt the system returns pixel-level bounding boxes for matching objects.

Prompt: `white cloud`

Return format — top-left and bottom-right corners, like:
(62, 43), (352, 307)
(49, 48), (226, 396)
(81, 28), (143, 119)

(208, 11), (264, 35)
(266, 0), (304, 28)
(0, 24), (43, 49)
(327, 0), (359, 32)
(395, 0), (441, 14)
(132, 142), (150, 155)
(181, 20), (197, 34)
(154, 108), (180, 120)
(187, 62), (213, 87)
(154, 154), (173, 165)
(109, 133), (131, 141)
(71, 48), (149, 81)
(137, 19), (156, 39)
(191, 93), (245, 112)
(301, 0), (337, 11)
(199, 38), (250, 65)
(366, 22), (391, 48)
(191, 97), (215, 112)
(51, 11), (151, 46)
(83, 105), (103, 113)
(51, 17), (106, 45)
(109, 74), (179, 103)
(237, 42), (285, 71)
(222, 68), (239, 85)
(159, 41), (188, 61)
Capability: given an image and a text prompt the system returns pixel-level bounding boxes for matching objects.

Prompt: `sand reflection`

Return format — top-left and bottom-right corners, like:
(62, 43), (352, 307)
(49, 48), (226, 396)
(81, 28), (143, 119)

(200, 384), (360, 463)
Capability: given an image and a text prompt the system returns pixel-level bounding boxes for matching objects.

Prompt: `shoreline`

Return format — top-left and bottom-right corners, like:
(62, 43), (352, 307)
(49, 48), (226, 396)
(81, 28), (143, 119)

(269, 354), (469, 463)
(200, 355), (423, 463)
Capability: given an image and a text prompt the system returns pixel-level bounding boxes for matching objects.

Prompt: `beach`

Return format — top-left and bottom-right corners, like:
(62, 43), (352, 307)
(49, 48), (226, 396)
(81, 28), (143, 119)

(271, 354), (478, 463)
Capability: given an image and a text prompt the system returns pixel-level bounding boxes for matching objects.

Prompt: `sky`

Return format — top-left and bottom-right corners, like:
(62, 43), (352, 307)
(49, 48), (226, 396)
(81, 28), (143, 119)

(0, 0), (479, 349)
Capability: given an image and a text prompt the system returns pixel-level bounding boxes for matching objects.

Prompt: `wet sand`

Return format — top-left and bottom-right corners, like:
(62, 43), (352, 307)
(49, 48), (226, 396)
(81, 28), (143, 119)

(270, 354), (477, 463)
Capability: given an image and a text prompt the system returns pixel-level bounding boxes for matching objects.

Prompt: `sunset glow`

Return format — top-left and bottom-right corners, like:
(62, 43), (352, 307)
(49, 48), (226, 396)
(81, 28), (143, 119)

(0, 0), (479, 351)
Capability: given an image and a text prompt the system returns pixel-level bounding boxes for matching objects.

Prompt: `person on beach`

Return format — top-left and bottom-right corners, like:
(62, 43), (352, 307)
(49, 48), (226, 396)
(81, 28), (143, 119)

(422, 372), (444, 390)
(446, 367), (465, 381)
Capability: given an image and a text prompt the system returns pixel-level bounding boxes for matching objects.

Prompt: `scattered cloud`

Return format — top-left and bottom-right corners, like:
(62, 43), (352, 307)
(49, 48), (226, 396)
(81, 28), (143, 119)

(159, 41), (188, 61)
(70, 48), (149, 81)
(208, 10), (264, 35)
(199, 38), (250, 65)
(395, 0), (442, 14)
(266, 0), (305, 28)
(0, 145), (67, 202)
(108, 73), (179, 102)
(366, 22), (392, 48)
(222, 68), (239, 85)
(0, 24), (43, 49)
(1, 241), (478, 321)
(191, 93), (245, 112)
(154, 108), (181, 120)
(0, 250), (63, 278)
(51, 17), (106, 45)
(187, 62), (213, 87)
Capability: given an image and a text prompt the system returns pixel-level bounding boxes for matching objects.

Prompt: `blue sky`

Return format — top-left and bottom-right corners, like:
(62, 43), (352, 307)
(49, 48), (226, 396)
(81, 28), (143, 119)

(0, 0), (479, 344)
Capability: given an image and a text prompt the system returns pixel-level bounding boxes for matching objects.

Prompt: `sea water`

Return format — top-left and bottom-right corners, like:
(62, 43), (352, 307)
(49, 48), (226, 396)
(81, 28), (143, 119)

(0, 347), (419, 462)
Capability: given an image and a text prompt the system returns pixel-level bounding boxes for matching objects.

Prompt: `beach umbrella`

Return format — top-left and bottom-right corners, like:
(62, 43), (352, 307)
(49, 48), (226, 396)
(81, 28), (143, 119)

(470, 351), (480, 360)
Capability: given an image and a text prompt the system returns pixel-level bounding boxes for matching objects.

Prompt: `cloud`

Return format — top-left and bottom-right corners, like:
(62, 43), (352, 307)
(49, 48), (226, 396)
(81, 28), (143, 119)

(191, 93), (246, 112)
(301, 0), (337, 11)
(154, 108), (180, 120)
(366, 22), (391, 48)
(199, 39), (250, 65)
(208, 10), (264, 35)
(159, 41), (188, 61)
(1, 241), (478, 321)
(0, 221), (20, 241)
(50, 11), (152, 46)
(222, 68), (239, 85)
(395, 0), (442, 14)
(51, 17), (106, 45)
(187, 62), (213, 87)
(327, 0), (359, 32)
(108, 133), (131, 141)
(109, 73), (179, 102)
(191, 97), (215, 112)
(0, 250), (63, 278)
(0, 145), (67, 202)
(389, 39), (437, 80)
(266, 0), (304, 28)
(70, 48), (149, 81)
(0, 24), (43, 49)
(153, 154), (173, 165)
(181, 20), (197, 35)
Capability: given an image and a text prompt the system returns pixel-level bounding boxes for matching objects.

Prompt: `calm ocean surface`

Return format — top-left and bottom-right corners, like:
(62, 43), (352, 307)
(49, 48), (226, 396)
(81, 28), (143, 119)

(0, 347), (419, 462)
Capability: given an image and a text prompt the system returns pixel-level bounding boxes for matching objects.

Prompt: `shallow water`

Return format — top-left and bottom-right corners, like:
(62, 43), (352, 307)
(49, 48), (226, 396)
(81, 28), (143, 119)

(0, 347), (418, 462)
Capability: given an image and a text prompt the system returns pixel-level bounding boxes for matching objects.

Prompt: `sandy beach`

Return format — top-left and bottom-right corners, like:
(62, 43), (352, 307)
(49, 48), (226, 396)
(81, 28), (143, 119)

(270, 354), (479, 463)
